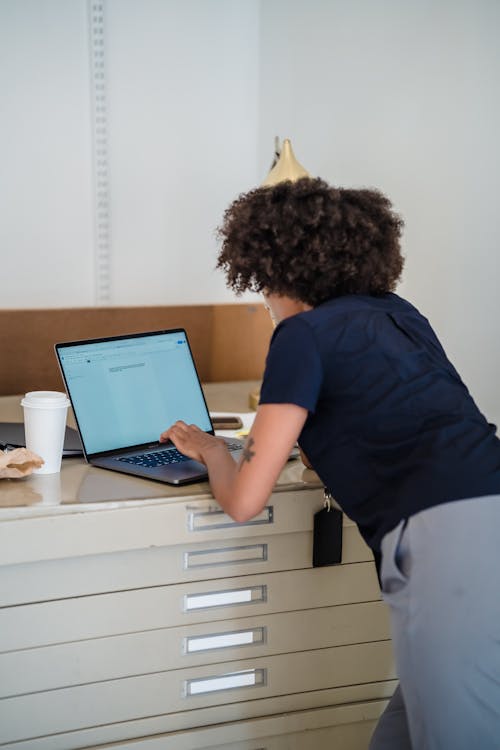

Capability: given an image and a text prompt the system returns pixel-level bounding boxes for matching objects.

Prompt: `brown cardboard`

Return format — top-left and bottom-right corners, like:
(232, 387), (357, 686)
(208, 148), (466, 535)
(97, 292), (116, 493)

(0, 304), (272, 396)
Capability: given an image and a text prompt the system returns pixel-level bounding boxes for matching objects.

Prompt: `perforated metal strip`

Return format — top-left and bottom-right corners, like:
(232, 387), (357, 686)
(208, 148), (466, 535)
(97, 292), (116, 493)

(89, 0), (111, 302)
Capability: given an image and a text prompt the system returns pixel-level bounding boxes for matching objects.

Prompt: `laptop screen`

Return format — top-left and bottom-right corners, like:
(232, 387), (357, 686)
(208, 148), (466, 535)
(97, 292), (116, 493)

(56, 330), (212, 456)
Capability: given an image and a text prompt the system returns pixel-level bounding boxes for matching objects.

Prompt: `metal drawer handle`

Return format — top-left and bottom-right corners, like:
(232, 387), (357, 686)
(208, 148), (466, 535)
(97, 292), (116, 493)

(185, 627), (266, 654)
(187, 506), (273, 531)
(184, 585), (267, 611)
(184, 543), (268, 570)
(184, 668), (266, 697)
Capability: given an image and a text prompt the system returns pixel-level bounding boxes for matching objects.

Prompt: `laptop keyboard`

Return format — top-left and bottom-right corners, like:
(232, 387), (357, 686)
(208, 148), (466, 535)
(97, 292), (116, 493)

(116, 441), (241, 468)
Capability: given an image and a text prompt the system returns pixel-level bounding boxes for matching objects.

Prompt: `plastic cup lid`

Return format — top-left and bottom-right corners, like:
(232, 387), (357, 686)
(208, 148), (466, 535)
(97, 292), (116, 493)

(21, 391), (71, 408)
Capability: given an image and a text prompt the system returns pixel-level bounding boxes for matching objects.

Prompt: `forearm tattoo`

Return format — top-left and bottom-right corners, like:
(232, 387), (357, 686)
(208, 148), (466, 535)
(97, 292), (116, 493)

(239, 437), (256, 470)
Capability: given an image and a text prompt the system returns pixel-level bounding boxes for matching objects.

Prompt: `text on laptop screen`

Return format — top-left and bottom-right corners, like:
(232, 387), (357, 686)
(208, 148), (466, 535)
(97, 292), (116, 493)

(57, 331), (212, 455)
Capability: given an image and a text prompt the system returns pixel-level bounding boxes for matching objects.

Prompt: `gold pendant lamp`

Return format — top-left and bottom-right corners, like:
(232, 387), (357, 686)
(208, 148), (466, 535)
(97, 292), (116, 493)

(261, 137), (311, 186)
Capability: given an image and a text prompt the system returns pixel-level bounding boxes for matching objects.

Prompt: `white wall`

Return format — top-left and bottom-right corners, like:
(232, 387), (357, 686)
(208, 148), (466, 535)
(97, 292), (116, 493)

(259, 0), (500, 425)
(0, 0), (94, 307)
(105, 0), (260, 305)
(1, 0), (499, 421)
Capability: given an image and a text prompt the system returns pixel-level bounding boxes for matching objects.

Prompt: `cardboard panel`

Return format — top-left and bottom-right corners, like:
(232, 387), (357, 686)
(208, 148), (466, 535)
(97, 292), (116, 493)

(0, 304), (272, 394)
(210, 304), (272, 382)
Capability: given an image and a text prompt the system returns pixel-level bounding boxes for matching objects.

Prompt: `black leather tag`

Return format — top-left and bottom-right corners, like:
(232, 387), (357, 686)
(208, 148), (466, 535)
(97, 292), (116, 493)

(313, 507), (343, 567)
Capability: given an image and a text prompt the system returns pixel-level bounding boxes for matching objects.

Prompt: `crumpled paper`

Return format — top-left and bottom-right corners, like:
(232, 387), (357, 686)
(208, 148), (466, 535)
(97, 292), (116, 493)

(0, 448), (44, 479)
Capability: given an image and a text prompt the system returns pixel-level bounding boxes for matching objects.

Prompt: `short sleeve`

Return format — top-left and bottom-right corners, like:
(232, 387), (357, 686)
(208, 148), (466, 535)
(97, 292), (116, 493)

(259, 316), (323, 413)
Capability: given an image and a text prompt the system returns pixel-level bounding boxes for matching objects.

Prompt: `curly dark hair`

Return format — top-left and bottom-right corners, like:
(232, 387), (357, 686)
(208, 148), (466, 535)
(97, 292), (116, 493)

(216, 177), (404, 306)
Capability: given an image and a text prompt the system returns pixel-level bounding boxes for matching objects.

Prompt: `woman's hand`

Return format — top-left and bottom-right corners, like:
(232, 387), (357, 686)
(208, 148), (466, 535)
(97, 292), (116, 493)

(159, 421), (226, 464)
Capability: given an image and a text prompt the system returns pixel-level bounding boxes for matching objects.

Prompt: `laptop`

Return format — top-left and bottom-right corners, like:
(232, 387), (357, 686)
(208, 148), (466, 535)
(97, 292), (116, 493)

(55, 329), (244, 485)
(0, 422), (83, 457)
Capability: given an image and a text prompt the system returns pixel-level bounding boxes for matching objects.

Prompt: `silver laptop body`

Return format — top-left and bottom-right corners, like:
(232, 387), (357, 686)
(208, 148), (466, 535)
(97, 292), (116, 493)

(55, 329), (243, 485)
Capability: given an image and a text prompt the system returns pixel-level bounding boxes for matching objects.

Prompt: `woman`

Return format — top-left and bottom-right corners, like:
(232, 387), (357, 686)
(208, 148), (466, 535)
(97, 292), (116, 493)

(160, 177), (500, 749)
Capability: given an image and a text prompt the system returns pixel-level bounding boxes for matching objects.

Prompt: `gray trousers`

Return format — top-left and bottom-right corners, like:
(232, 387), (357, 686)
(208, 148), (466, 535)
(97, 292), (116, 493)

(369, 494), (500, 750)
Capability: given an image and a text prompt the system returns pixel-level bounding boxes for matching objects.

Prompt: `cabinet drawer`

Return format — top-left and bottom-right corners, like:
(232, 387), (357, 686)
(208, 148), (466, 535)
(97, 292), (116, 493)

(0, 681), (398, 750)
(0, 641), (395, 744)
(0, 561), (380, 651)
(0, 490), (325, 567)
(153, 721), (379, 750)
(81, 700), (386, 749)
(181, 490), (325, 538)
(0, 526), (372, 606)
(0, 601), (390, 697)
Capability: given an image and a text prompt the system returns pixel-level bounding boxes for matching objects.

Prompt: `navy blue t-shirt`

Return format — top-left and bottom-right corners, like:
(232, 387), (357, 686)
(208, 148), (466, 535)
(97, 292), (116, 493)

(259, 293), (500, 551)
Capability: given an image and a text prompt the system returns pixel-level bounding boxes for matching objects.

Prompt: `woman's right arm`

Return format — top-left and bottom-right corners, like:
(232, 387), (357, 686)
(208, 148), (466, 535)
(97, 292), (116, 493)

(161, 402), (308, 522)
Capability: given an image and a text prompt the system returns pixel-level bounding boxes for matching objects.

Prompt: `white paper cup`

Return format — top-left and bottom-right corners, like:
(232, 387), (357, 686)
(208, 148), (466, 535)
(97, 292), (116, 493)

(21, 391), (71, 475)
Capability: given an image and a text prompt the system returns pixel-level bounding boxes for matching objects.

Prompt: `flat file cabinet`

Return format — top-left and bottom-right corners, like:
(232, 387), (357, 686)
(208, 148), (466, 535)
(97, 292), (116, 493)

(0, 387), (396, 749)
(0, 484), (396, 750)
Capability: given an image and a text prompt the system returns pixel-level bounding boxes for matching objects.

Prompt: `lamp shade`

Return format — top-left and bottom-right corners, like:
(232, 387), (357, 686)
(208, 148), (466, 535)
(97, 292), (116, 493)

(261, 138), (310, 186)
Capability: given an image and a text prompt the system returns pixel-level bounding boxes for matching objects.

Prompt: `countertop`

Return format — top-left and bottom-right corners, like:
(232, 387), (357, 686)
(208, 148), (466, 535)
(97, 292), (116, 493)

(0, 381), (322, 519)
